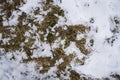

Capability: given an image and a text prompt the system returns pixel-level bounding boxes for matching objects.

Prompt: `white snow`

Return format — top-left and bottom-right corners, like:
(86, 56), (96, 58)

(55, 0), (120, 78)
(19, 0), (42, 14)
(0, 0), (120, 79)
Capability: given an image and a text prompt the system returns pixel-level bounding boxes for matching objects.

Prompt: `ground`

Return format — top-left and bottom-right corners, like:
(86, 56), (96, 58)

(0, 0), (120, 80)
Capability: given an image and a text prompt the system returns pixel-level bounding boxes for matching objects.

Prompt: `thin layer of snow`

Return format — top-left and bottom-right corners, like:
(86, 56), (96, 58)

(64, 42), (84, 58)
(55, 0), (120, 78)
(0, 51), (37, 80)
(19, 0), (41, 14)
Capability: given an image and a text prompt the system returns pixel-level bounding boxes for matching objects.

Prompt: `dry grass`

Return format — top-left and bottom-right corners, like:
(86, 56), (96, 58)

(57, 54), (74, 71)
(23, 57), (52, 73)
(111, 74), (120, 80)
(0, 0), (95, 79)
(40, 12), (59, 33)
(0, 24), (34, 57)
(75, 38), (90, 55)
(0, 0), (25, 19)
(23, 47), (74, 74)
(23, 47), (65, 73)
(75, 57), (86, 65)
(56, 25), (89, 40)
(37, 2), (64, 43)
(70, 70), (80, 80)
(64, 39), (70, 48)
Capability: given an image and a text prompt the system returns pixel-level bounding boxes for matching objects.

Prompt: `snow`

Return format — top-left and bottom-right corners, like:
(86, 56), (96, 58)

(55, 0), (120, 78)
(64, 42), (84, 58)
(0, 0), (120, 79)
(19, 0), (41, 14)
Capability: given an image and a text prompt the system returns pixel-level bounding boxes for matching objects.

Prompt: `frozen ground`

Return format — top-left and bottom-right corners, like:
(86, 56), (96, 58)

(0, 0), (120, 80)
(56, 0), (120, 78)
